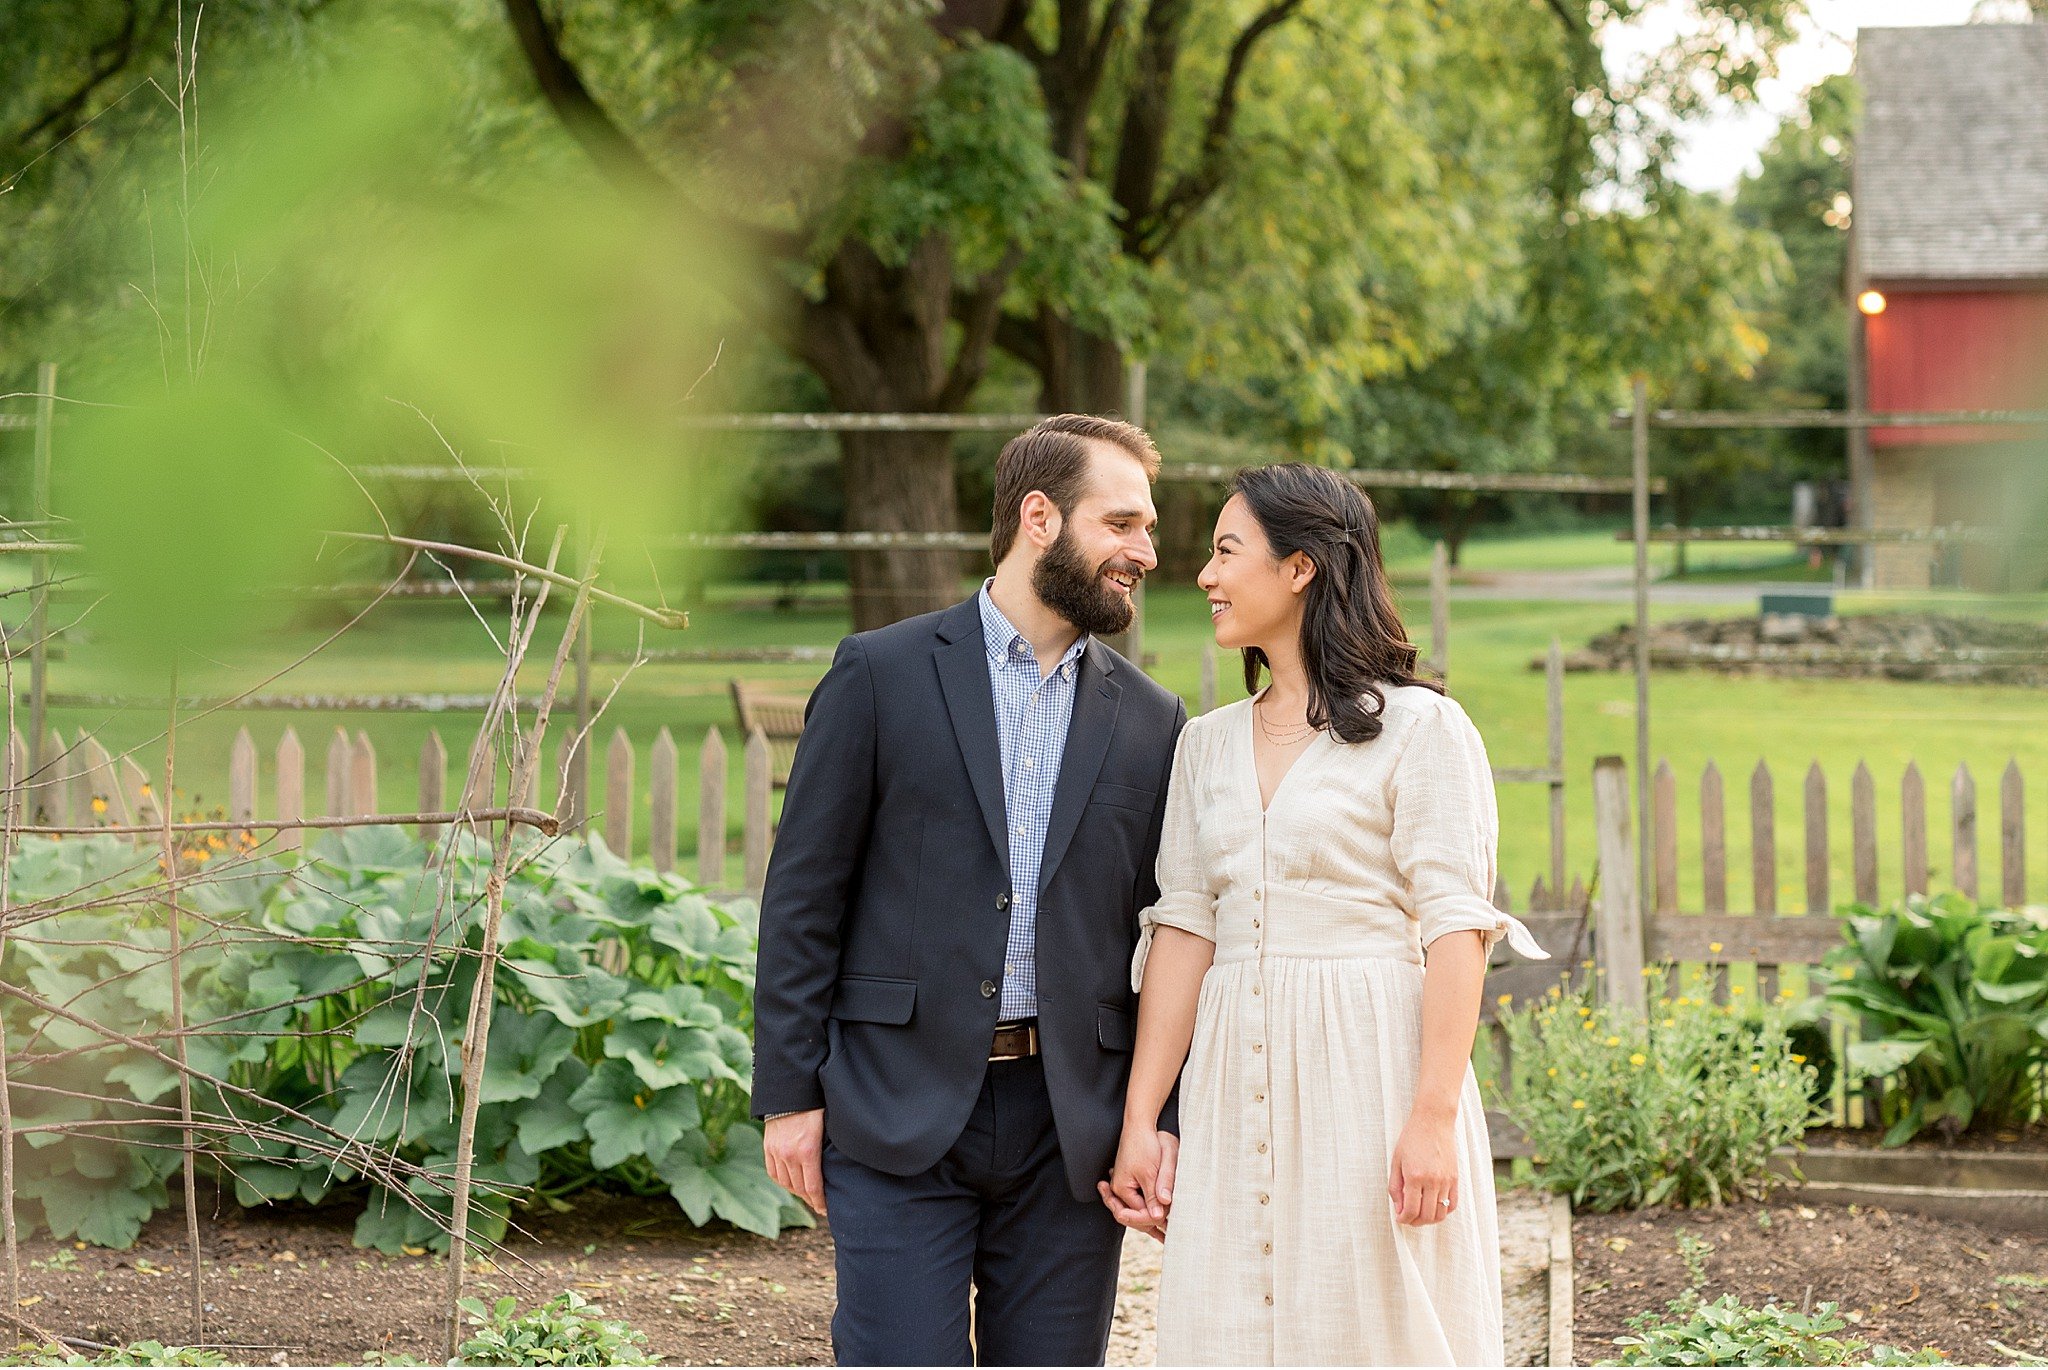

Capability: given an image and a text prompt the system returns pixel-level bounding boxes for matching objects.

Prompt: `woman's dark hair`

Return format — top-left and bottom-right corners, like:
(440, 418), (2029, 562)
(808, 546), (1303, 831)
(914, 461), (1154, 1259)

(1230, 463), (1443, 742)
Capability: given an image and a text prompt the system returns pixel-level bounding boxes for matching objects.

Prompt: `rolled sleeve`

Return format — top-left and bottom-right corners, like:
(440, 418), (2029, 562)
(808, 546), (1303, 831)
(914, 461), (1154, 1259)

(1131, 729), (1217, 991)
(1389, 699), (1548, 961)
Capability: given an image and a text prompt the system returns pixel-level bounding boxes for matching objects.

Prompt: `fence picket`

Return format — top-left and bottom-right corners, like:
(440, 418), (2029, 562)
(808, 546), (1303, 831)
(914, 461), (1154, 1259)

(420, 730), (447, 843)
(351, 730), (378, 817)
(1547, 637), (1566, 897)
(1653, 759), (1677, 916)
(1700, 761), (1726, 915)
(325, 727), (351, 817)
(743, 727), (772, 894)
(699, 727), (728, 890)
(1804, 762), (1829, 916)
(606, 727), (634, 857)
(650, 727), (678, 875)
(1852, 761), (1877, 904)
(277, 728), (305, 851)
(1750, 761), (1776, 917)
(1953, 763), (1977, 901)
(1902, 762), (1927, 897)
(40, 727), (68, 826)
(229, 728), (257, 825)
(2001, 759), (2025, 909)
(80, 733), (116, 829)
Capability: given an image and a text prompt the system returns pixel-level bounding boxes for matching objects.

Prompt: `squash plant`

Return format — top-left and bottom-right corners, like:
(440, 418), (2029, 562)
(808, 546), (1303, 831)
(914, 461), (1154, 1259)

(0, 826), (808, 1250)
(1825, 892), (2048, 1145)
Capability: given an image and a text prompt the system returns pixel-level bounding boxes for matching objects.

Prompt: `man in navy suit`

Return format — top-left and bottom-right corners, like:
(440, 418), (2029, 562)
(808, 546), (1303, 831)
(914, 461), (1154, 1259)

(753, 415), (1188, 1365)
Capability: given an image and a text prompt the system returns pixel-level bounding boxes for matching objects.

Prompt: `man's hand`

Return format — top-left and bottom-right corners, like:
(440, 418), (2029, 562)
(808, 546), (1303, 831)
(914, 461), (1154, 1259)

(763, 1109), (826, 1216)
(1097, 1128), (1179, 1242)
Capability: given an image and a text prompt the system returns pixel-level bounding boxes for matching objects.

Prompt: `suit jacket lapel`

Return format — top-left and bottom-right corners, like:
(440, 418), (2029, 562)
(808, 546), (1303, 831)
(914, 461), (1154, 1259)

(1038, 639), (1121, 894)
(934, 601), (1011, 877)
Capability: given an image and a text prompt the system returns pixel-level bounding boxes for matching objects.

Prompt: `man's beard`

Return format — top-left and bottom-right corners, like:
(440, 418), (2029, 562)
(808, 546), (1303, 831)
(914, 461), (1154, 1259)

(1032, 526), (1138, 638)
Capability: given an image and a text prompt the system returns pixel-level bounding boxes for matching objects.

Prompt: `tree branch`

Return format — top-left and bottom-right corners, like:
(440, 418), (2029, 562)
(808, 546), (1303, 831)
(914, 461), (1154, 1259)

(1139, 0), (1304, 259)
(498, 0), (674, 196)
(1542, 0), (1582, 34)
(6, 0), (149, 154)
(936, 244), (1026, 412)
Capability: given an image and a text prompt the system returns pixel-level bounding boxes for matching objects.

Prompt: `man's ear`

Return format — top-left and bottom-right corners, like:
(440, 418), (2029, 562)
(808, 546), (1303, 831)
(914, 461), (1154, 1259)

(1019, 490), (1062, 551)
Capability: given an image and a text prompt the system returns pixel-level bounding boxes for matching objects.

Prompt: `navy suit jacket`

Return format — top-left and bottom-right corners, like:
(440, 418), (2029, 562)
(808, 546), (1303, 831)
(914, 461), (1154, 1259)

(750, 596), (1187, 1200)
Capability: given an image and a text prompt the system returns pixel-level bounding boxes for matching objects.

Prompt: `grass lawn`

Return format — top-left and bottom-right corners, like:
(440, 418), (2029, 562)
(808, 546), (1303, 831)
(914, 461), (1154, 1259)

(15, 536), (2047, 911)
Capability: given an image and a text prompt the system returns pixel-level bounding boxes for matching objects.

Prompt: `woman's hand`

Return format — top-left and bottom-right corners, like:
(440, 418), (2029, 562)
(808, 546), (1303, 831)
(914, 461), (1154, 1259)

(1388, 1108), (1459, 1226)
(1098, 1124), (1176, 1240)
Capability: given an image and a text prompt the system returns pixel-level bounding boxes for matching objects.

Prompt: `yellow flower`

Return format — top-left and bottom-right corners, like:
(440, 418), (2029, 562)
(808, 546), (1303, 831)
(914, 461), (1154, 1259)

(1661, 1018), (1676, 1028)
(1571, 1099), (1587, 1110)
(90, 796), (108, 815)
(1750, 1064), (1761, 1073)
(1546, 1067), (1558, 1078)
(1675, 996), (1691, 1007)
(1604, 1036), (1621, 1047)
(1629, 1053), (1647, 1067)
(1548, 986), (1562, 998)
(1578, 1007), (1593, 1018)
(1791, 1054), (1808, 1064)
(1709, 942), (1723, 954)
(1731, 985), (1745, 996)
(1497, 994), (1513, 1007)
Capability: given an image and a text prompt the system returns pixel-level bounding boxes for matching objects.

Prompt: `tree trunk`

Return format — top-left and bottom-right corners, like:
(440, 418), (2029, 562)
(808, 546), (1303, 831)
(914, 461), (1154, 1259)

(843, 429), (964, 630)
(1036, 314), (1130, 415)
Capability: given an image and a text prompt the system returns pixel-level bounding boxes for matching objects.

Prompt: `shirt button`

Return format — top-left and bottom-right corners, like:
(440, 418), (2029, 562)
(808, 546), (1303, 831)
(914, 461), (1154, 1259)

(980, 980), (996, 998)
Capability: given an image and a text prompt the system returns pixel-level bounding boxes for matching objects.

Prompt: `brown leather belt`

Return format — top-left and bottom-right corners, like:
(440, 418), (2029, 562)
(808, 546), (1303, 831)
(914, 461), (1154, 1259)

(990, 1020), (1040, 1061)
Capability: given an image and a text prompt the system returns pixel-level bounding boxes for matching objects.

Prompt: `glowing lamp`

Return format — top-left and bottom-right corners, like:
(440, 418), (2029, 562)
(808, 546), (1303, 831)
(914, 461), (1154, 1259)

(1856, 290), (1887, 316)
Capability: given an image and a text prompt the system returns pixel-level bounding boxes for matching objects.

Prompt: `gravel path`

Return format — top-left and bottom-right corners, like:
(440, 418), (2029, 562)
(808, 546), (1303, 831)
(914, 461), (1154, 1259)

(1108, 1188), (1558, 1366)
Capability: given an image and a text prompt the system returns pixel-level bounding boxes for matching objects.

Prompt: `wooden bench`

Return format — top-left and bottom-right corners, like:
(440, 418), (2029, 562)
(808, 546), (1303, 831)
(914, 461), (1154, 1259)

(729, 680), (809, 791)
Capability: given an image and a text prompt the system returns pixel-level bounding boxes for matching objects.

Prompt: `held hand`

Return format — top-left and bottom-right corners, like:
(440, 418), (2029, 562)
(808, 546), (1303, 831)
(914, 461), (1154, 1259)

(1096, 1124), (1171, 1238)
(763, 1109), (827, 1217)
(1387, 1109), (1459, 1227)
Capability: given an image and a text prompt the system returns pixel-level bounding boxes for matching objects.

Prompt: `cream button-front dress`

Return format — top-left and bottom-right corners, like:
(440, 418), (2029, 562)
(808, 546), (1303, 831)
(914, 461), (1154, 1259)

(1133, 684), (1546, 1367)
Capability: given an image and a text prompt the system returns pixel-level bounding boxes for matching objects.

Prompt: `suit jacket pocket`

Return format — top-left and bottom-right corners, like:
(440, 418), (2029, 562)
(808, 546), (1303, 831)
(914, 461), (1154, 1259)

(1090, 782), (1156, 814)
(829, 975), (918, 1025)
(1096, 1003), (1134, 1052)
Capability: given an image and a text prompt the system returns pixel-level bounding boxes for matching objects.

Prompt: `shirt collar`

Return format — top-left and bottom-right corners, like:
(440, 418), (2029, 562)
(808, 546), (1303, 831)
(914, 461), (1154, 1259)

(979, 579), (1088, 678)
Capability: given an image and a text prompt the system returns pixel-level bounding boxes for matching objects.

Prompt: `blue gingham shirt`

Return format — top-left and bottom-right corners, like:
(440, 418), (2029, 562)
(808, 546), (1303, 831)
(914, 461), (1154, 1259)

(979, 581), (1087, 1020)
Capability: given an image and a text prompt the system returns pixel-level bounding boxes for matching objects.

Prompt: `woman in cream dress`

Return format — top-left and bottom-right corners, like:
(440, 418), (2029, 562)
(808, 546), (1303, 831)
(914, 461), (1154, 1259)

(1101, 464), (1546, 1366)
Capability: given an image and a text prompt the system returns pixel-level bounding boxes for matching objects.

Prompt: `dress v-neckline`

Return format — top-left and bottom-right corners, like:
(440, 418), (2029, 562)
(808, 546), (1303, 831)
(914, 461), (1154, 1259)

(1245, 688), (1324, 816)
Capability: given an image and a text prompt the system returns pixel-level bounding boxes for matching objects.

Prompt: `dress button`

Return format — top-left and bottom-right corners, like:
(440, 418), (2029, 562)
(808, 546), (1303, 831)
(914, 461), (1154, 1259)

(1252, 986), (1261, 996)
(1262, 1242), (1273, 1255)
(1263, 1294), (1274, 1307)
(1258, 1193), (1269, 1205)
(1253, 1043), (1263, 1053)
(1252, 918), (1261, 929)
(1253, 1093), (1264, 1102)
(1257, 1142), (1268, 1153)
(1254, 889), (1263, 901)
(980, 980), (996, 998)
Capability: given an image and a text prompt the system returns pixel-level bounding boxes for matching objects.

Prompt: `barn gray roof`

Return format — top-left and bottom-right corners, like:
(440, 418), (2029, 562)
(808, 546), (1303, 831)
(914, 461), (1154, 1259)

(1857, 23), (2048, 282)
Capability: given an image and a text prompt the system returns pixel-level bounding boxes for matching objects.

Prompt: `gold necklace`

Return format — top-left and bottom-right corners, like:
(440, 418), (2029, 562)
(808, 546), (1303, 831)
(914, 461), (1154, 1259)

(1256, 695), (1318, 746)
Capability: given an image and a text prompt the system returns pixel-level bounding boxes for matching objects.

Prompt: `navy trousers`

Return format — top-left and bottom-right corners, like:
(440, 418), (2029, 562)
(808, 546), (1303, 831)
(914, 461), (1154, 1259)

(822, 1055), (1125, 1366)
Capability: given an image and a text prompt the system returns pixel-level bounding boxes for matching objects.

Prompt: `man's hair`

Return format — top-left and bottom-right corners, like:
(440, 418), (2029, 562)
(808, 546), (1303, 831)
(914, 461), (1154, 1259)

(989, 414), (1162, 566)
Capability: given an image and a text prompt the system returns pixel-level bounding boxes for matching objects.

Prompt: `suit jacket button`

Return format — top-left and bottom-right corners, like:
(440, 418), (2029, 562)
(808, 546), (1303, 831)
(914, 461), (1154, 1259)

(996, 892), (1012, 911)
(980, 980), (997, 998)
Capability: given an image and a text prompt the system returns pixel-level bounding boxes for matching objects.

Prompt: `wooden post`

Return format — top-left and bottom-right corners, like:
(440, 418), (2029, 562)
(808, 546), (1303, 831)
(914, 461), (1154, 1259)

(743, 727), (772, 894)
(27, 363), (54, 796)
(650, 727), (678, 875)
(1429, 541), (1449, 684)
(325, 727), (351, 817)
(1592, 755), (1644, 1012)
(1952, 763), (1977, 901)
(2001, 759), (2024, 909)
(419, 730), (447, 843)
(350, 730), (378, 816)
(228, 727), (257, 824)
(1652, 759), (1677, 918)
(276, 728), (305, 852)
(1851, 761), (1878, 904)
(1546, 637), (1566, 899)
(6, 727), (25, 839)
(1630, 377), (1654, 921)
(605, 727), (634, 857)
(699, 727), (728, 889)
(1902, 762), (1928, 897)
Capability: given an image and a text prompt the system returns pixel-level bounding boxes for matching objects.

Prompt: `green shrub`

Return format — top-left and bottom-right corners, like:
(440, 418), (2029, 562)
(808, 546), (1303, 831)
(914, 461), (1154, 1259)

(0, 826), (807, 1251)
(1602, 1294), (1948, 1367)
(0, 1342), (225, 1367)
(452, 1292), (651, 1367)
(1824, 892), (2048, 1145)
(1494, 973), (1820, 1210)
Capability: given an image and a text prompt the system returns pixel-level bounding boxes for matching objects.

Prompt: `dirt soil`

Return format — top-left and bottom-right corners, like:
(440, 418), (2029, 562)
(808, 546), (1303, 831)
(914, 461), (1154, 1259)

(10, 1191), (837, 1367)
(1573, 1198), (2048, 1366)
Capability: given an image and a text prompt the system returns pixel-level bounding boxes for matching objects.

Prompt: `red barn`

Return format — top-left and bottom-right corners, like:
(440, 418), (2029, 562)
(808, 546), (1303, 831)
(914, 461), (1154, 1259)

(1851, 23), (2048, 589)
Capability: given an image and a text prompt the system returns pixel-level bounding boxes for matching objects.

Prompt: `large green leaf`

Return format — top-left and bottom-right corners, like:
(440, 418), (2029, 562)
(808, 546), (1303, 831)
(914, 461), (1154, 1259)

(657, 1126), (808, 1238)
(569, 1060), (700, 1170)
(1846, 1038), (1931, 1080)
(604, 1018), (728, 1090)
(514, 1057), (590, 1154)
(509, 950), (627, 1028)
(479, 1010), (578, 1105)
